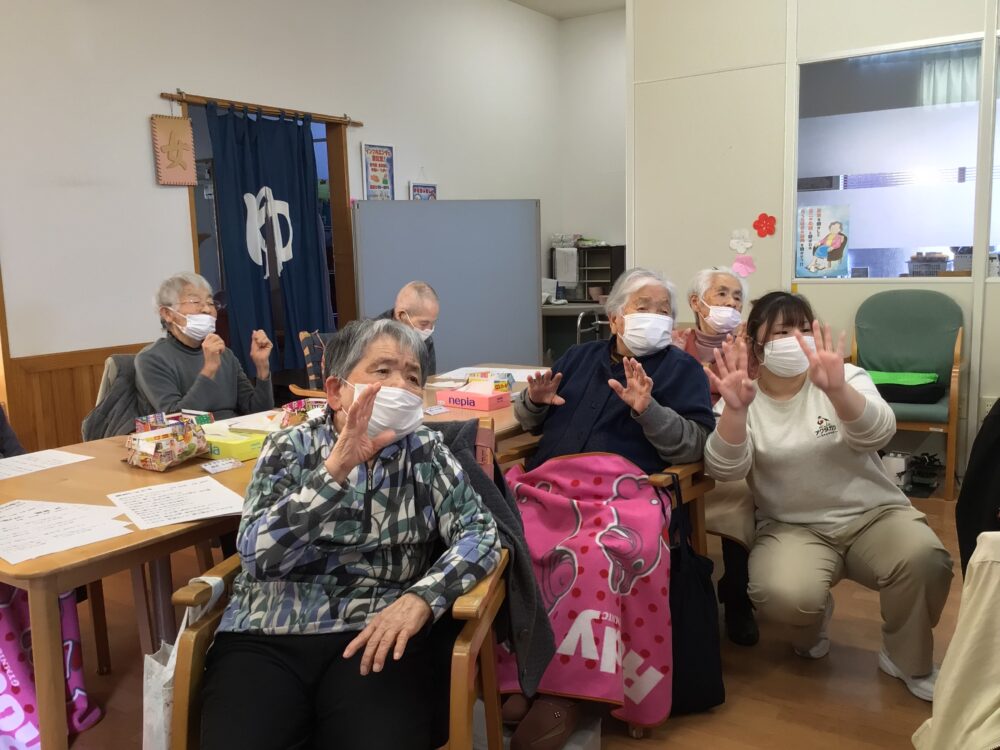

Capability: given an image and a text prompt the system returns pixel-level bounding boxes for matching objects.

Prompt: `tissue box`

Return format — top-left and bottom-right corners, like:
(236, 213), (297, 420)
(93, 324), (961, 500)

(435, 389), (512, 411)
(207, 432), (266, 461)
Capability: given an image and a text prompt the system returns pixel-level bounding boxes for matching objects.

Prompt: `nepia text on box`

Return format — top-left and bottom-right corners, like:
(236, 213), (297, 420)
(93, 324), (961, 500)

(435, 389), (512, 411)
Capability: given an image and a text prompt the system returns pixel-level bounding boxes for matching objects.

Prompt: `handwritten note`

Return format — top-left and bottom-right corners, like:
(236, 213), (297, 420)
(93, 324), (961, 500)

(107, 476), (244, 530)
(0, 450), (94, 480)
(0, 501), (132, 564)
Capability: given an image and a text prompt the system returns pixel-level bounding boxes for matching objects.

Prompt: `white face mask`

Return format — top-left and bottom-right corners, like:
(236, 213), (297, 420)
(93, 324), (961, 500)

(620, 313), (674, 357)
(701, 300), (742, 334)
(402, 312), (435, 342)
(176, 312), (216, 342)
(762, 335), (815, 378)
(347, 382), (424, 439)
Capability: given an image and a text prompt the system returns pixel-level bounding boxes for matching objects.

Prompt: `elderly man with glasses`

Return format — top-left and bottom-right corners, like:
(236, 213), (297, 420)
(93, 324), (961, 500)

(135, 272), (274, 419)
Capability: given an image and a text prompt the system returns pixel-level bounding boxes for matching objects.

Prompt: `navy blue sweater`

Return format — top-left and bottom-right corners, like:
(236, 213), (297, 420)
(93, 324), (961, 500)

(520, 339), (715, 475)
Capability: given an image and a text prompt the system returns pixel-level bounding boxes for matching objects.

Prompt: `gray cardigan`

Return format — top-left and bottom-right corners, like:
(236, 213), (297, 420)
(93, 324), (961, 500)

(436, 420), (555, 696)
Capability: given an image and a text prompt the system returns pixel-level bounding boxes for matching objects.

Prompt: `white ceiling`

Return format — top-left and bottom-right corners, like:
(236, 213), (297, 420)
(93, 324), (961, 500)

(510, 0), (625, 20)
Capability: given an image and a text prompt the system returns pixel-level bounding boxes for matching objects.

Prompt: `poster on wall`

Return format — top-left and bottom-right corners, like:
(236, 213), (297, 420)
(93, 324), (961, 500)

(796, 205), (850, 278)
(362, 143), (395, 200)
(409, 182), (437, 200)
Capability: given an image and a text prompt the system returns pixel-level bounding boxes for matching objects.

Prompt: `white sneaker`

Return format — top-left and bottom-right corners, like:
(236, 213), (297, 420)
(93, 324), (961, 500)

(878, 649), (938, 702)
(794, 595), (834, 659)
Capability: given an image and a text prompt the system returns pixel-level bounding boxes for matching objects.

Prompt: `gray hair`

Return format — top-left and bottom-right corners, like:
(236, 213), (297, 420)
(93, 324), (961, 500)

(155, 272), (213, 330)
(155, 272), (213, 310)
(604, 267), (677, 317)
(323, 319), (429, 386)
(687, 266), (748, 303)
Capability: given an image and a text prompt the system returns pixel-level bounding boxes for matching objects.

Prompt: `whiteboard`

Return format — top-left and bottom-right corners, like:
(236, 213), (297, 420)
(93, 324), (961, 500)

(353, 200), (542, 372)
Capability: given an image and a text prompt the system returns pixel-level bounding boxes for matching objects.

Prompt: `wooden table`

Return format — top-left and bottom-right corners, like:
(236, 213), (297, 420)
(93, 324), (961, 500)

(0, 437), (247, 750)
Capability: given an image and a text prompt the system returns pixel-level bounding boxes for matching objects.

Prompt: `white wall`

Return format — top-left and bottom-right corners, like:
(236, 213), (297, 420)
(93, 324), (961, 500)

(0, 0), (562, 357)
(556, 9), (626, 244)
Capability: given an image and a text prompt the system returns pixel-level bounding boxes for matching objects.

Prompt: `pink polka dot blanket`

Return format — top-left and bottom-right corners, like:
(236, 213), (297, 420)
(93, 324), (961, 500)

(497, 453), (673, 726)
(0, 584), (103, 743)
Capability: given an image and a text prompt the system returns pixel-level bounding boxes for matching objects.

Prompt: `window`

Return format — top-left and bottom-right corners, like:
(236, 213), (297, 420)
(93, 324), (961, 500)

(797, 42), (981, 279)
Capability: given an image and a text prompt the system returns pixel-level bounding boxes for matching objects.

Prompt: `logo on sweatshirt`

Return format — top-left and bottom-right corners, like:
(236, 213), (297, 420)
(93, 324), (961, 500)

(815, 416), (837, 438)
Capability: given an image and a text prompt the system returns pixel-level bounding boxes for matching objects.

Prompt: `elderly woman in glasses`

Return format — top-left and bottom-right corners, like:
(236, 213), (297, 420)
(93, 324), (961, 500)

(135, 272), (274, 419)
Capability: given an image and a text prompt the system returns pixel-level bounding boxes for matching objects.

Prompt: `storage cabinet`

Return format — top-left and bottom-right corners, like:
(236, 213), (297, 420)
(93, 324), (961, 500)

(549, 245), (626, 302)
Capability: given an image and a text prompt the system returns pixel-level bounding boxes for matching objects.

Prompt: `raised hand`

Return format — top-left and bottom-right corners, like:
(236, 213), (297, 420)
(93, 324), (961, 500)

(325, 383), (397, 484)
(707, 337), (757, 411)
(795, 320), (846, 394)
(525, 370), (565, 406)
(200, 334), (226, 378)
(608, 357), (654, 414)
(672, 327), (694, 349)
(342, 593), (432, 675)
(249, 329), (273, 378)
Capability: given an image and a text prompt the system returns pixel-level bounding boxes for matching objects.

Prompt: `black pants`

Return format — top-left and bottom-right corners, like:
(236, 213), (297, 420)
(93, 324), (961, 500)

(718, 537), (752, 609)
(200, 619), (459, 750)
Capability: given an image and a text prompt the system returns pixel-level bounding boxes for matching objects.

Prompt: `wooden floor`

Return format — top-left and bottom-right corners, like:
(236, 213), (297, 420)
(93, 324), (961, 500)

(69, 498), (960, 749)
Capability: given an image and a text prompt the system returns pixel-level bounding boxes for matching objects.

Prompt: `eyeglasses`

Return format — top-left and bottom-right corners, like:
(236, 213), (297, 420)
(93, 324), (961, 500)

(177, 296), (226, 311)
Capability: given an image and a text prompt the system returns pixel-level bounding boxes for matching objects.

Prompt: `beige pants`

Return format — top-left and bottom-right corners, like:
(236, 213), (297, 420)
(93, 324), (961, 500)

(704, 479), (756, 549)
(913, 532), (1000, 750)
(748, 504), (953, 676)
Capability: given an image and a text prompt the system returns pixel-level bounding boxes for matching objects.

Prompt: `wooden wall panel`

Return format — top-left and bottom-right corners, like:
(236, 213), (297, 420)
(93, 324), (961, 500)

(5, 343), (148, 452)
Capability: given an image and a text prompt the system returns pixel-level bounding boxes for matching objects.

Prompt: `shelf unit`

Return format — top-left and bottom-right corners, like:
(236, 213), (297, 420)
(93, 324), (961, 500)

(549, 245), (626, 302)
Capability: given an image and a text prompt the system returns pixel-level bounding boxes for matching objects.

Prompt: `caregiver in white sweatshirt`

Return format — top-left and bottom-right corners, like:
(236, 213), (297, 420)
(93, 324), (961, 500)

(703, 291), (953, 702)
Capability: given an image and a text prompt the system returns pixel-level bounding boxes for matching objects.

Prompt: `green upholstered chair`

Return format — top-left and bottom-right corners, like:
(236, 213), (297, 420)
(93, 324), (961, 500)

(852, 290), (963, 500)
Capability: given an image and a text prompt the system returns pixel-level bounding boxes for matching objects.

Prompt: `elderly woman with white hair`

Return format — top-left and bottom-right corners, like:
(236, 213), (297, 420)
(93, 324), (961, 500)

(516, 266), (715, 469)
(675, 266), (759, 647)
(135, 272), (274, 419)
(502, 267), (715, 746)
(676, 266), (748, 366)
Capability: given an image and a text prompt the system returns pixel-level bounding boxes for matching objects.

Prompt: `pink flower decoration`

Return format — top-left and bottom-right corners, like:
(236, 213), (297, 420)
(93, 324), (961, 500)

(732, 254), (756, 277)
(752, 213), (776, 237)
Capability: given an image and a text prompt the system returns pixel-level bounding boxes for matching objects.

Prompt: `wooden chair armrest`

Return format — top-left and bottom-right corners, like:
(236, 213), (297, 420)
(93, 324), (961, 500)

(649, 461), (704, 484)
(497, 442), (538, 464)
(172, 554), (242, 608)
(289, 384), (325, 399)
(451, 549), (509, 621)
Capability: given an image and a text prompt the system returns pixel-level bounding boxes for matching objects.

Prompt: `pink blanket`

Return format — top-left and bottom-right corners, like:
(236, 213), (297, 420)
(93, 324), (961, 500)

(0, 584), (103, 746)
(497, 453), (673, 726)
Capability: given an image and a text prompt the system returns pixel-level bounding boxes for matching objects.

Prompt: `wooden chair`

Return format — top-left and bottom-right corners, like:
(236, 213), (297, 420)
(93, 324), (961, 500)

(852, 290), (963, 500)
(169, 417), (510, 750)
(497, 437), (715, 740)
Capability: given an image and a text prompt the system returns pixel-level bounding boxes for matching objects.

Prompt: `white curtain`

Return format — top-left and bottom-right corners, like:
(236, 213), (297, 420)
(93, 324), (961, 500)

(921, 50), (980, 106)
